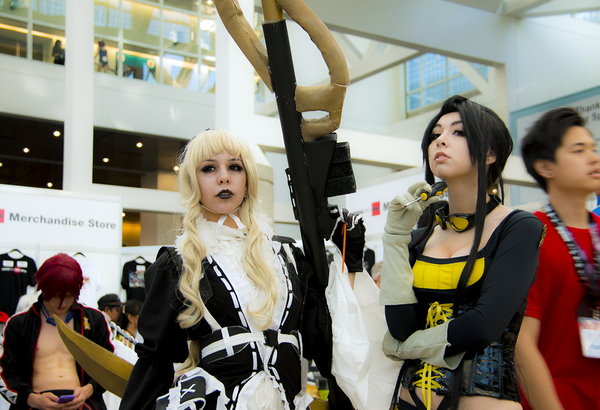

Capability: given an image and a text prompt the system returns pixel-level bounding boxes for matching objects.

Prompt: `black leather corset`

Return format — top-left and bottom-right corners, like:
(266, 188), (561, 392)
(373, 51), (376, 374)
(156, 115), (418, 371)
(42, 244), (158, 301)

(401, 302), (525, 402)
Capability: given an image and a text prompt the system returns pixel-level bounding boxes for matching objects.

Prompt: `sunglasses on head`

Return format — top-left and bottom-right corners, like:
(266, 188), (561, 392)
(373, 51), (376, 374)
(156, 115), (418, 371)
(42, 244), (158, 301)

(435, 196), (500, 233)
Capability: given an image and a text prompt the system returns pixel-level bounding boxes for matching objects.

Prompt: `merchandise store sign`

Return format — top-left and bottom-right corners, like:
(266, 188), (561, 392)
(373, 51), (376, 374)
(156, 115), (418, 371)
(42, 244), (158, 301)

(0, 185), (121, 249)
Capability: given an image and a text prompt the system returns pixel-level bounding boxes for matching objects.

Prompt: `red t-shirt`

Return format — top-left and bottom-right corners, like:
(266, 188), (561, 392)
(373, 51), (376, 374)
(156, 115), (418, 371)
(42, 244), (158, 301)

(521, 211), (600, 410)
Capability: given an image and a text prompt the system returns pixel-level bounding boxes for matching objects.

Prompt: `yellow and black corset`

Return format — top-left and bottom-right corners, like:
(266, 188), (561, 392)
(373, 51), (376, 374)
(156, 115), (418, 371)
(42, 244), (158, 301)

(400, 253), (523, 403)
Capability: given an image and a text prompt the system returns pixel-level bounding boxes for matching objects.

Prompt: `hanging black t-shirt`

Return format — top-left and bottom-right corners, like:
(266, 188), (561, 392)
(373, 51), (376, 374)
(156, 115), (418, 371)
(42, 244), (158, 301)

(0, 252), (37, 316)
(121, 259), (151, 301)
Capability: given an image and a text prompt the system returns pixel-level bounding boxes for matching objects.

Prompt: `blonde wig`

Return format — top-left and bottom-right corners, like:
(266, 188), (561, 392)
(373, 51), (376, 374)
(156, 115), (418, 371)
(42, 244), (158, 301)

(176, 130), (278, 350)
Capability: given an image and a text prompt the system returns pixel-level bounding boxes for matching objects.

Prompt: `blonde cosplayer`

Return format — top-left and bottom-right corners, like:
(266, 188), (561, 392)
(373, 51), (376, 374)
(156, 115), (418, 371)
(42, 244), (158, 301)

(176, 130), (278, 369)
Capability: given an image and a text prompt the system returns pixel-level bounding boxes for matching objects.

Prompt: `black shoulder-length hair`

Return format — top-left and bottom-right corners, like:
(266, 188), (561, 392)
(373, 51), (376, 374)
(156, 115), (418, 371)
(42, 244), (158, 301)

(420, 95), (513, 302)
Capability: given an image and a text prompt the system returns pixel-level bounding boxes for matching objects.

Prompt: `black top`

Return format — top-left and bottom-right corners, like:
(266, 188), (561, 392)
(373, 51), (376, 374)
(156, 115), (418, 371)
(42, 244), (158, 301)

(121, 259), (151, 302)
(0, 252), (37, 317)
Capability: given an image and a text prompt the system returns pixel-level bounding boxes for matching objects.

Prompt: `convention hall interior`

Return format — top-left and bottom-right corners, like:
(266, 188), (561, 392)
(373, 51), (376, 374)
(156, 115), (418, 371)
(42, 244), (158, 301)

(0, 0), (599, 291)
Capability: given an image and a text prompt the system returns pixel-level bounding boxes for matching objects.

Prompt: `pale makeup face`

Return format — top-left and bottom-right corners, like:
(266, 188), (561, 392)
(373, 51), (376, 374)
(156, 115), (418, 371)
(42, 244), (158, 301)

(544, 126), (600, 194)
(196, 151), (247, 221)
(427, 112), (475, 181)
(44, 293), (75, 317)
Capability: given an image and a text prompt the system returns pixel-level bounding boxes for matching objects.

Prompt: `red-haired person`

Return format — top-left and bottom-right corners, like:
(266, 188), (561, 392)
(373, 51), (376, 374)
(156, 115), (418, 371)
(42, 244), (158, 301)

(0, 253), (113, 409)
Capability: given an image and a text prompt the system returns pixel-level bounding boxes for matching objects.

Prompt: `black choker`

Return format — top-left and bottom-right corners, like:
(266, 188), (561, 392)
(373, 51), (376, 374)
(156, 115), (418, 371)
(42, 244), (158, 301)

(435, 196), (500, 233)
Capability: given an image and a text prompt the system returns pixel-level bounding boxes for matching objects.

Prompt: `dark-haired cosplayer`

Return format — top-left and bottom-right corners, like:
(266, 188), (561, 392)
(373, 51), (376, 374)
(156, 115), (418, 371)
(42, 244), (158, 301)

(0, 253), (113, 410)
(119, 130), (397, 410)
(380, 96), (544, 409)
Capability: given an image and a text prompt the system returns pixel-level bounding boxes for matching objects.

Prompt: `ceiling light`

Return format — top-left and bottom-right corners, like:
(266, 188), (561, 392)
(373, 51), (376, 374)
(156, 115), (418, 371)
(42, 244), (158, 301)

(136, 142), (143, 148)
(173, 165), (180, 172)
(102, 157), (110, 163)
(53, 130), (61, 137)
(121, 212), (126, 217)
(23, 147), (30, 153)
(0, 162), (3, 167)
(46, 182), (53, 188)
(206, 0), (214, 5)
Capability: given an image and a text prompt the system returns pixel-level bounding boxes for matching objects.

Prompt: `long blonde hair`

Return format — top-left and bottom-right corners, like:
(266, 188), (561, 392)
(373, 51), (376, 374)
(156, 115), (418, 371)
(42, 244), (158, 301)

(176, 130), (278, 370)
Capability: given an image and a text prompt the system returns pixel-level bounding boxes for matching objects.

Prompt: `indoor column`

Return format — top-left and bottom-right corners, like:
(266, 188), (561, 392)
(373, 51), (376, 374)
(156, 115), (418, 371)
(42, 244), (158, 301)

(63, 0), (94, 191)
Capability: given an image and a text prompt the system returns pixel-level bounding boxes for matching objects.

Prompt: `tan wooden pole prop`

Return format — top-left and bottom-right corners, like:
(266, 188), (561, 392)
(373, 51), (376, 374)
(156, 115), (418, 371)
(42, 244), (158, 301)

(214, 0), (348, 141)
(53, 314), (133, 398)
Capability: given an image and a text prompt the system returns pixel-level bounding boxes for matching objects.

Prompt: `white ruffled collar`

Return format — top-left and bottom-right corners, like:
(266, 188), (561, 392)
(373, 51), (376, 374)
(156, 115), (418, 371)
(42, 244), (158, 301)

(175, 212), (274, 257)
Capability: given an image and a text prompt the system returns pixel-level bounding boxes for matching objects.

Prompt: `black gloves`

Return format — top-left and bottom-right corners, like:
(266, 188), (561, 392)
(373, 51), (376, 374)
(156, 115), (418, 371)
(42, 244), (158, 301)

(328, 206), (366, 273)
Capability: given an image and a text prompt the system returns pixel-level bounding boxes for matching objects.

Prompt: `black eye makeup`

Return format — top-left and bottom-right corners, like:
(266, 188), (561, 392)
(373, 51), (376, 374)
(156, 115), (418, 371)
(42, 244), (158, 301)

(229, 163), (244, 172)
(200, 165), (216, 173)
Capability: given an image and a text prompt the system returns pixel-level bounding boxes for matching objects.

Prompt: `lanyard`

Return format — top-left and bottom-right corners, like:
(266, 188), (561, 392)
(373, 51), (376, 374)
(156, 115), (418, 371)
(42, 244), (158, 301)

(544, 203), (600, 300)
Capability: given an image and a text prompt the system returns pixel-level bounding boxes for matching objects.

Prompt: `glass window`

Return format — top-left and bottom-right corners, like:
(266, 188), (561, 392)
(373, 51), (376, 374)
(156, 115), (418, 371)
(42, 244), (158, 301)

(0, 0), (30, 19)
(200, 0), (215, 16)
(405, 53), (490, 113)
(32, 0), (66, 27)
(164, 0), (197, 12)
(0, 17), (27, 58)
(474, 62), (489, 79)
(572, 11), (600, 24)
(94, 0), (120, 40)
(90, 0), (216, 91)
(120, 42), (158, 80)
(32, 24), (64, 63)
(162, 53), (195, 89)
(123, 0), (160, 47)
(163, 8), (198, 54)
(199, 17), (214, 54)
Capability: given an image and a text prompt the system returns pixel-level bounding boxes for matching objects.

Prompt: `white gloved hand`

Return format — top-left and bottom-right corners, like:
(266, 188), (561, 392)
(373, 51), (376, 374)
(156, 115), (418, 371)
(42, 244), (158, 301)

(380, 182), (440, 305)
(382, 321), (464, 369)
(385, 181), (441, 235)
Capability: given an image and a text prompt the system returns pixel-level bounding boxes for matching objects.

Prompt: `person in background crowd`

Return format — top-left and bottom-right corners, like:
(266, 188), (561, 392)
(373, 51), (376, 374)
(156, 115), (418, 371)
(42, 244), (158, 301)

(381, 95), (544, 409)
(0, 253), (113, 409)
(95, 40), (109, 73)
(516, 107), (600, 410)
(117, 299), (143, 348)
(52, 40), (65, 65)
(97, 293), (122, 324)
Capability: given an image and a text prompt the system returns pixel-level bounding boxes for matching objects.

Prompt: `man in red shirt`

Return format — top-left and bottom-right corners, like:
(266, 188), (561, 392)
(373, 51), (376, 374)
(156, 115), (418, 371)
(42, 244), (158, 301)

(517, 107), (600, 409)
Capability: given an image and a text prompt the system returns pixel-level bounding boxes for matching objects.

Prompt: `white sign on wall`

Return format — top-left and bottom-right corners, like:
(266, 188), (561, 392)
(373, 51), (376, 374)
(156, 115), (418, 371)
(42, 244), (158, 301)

(0, 184), (121, 250)
(511, 85), (600, 145)
(0, 185), (124, 302)
(345, 168), (426, 237)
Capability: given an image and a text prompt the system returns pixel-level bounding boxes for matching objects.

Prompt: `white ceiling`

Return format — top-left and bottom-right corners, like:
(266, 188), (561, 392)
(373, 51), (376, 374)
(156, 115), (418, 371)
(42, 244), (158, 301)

(444, 0), (600, 18)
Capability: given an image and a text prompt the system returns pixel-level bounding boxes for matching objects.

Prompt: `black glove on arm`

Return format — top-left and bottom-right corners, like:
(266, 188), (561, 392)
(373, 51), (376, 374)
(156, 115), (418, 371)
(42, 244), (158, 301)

(328, 206), (366, 273)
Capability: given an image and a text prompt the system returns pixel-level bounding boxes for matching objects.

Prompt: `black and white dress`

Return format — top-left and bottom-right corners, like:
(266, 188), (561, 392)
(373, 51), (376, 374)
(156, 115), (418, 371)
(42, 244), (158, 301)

(120, 214), (315, 409)
(120, 214), (399, 410)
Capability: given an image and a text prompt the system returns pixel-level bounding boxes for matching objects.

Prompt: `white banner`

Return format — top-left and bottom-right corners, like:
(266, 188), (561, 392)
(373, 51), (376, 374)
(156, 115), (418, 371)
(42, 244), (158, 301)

(0, 185), (121, 250)
(512, 86), (600, 145)
(345, 168), (426, 252)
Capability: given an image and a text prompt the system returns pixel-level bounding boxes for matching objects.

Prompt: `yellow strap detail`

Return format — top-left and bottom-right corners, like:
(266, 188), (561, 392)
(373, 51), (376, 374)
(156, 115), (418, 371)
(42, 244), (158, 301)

(411, 302), (453, 410)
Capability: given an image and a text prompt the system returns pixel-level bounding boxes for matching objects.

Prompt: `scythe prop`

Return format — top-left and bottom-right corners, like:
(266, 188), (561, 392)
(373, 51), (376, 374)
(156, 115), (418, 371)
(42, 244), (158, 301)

(214, 0), (355, 292)
(214, 1), (356, 406)
(54, 2), (355, 407)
